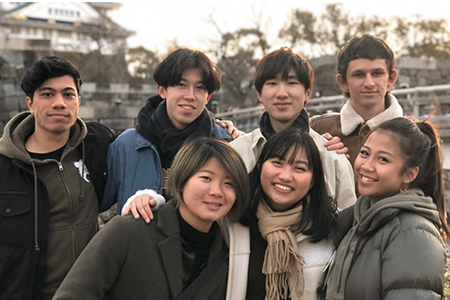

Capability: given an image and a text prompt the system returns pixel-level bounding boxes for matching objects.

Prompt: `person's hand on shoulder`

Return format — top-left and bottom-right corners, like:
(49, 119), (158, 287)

(122, 190), (165, 223)
(322, 133), (350, 160)
(216, 119), (245, 140)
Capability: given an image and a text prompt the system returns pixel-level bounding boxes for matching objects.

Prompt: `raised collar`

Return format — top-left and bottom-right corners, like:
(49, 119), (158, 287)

(340, 94), (403, 136)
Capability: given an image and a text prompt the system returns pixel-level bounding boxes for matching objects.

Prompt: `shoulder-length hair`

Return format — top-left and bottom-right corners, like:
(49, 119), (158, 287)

(167, 136), (250, 222)
(242, 128), (336, 242)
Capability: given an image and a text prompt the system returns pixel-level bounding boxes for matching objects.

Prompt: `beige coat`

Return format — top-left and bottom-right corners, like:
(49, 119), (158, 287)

(224, 221), (334, 300)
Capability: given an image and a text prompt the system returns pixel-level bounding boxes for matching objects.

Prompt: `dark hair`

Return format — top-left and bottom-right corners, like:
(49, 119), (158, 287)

(374, 117), (450, 240)
(241, 128), (336, 242)
(21, 56), (82, 100)
(253, 47), (314, 94)
(167, 136), (250, 222)
(337, 34), (396, 98)
(153, 48), (222, 94)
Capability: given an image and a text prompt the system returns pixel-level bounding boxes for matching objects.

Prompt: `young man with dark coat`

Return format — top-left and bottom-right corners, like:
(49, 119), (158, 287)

(0, 57), (115, 300)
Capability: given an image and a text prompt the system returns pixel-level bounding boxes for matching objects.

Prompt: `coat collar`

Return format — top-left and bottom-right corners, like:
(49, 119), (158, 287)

(155, 200), (224, 298)
(156, 201), (183, 298)
(340, 94), (403, 135)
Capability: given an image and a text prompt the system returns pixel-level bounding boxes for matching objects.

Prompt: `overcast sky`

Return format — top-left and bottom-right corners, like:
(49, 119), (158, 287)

(109, 0), (450, 53)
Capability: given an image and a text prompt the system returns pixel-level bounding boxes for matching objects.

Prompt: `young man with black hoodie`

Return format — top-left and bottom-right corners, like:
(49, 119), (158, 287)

(0, 57), (115, 300)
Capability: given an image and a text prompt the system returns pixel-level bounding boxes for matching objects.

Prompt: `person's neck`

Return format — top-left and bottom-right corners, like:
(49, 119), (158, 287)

(269, 117), (296, 134)
(178, 206), (212, 233)
(352, 103), (386, 122)
(25, 130), (70, 154)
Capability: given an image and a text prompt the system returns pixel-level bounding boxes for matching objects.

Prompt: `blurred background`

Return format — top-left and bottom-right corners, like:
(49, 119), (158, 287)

(2, 1), (450, 131)
(3, 1), (450, 285)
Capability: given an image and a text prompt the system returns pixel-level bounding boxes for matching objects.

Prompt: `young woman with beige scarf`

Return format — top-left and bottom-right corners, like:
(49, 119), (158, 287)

(224, 128), (339, 300)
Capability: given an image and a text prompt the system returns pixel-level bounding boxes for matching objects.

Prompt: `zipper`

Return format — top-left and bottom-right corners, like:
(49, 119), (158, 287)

(57, 158), (78, 260)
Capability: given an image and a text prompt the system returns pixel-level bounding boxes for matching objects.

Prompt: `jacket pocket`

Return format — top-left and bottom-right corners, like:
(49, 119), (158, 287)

(0, 192), (31, 217)
(0, 192), (34, 246)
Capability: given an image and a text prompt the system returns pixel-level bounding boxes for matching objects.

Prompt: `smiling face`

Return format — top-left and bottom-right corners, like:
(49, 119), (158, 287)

(158, 68), (212, 130)
(337, 58), (397, 120)
(260, 147), (313, 211)
(179, 157), (236, 232)
(26, 75), (80, 139)
(258, 69), (312, 133)
(354, 130), (418, 205)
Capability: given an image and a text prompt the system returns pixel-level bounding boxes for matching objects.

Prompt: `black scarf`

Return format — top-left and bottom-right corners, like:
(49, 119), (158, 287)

(259, 108), (310, 140)
(135, 95), (215, 168)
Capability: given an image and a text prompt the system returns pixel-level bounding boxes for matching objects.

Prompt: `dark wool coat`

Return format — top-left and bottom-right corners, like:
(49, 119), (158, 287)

(53, 200), (228, 300)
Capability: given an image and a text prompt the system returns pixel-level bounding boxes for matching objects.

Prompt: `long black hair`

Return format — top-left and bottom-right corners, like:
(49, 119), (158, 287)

(240, 128), (337, 242)
(374, 117), (450, 240)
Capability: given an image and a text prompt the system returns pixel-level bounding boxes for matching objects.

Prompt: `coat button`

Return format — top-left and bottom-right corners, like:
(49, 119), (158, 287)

(5, 208), (11, 214)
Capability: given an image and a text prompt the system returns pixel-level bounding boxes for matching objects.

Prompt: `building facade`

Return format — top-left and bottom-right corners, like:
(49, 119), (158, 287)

(0, 2), (134, 66)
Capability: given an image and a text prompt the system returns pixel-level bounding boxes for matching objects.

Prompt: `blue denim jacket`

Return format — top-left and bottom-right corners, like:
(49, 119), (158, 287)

(101, 124), (232, 213)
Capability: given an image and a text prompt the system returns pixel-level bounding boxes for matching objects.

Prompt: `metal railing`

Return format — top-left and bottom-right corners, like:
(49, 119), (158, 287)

(215, 84), (450, 132)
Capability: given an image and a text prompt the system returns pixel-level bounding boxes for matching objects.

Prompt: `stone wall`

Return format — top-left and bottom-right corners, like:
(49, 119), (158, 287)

(397, 57), (450, 87)
(0, 72), (158, 136)
(3, 55), (450, 136)
(0, 62), (28, 135)
(309, 55), (342, 97)
(309, 55), (450, 98)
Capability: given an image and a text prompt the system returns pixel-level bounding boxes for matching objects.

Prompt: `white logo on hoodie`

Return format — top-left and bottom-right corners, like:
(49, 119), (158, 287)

(74, 159), (90, 182)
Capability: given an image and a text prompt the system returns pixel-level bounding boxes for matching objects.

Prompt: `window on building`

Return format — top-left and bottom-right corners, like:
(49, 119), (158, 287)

(58, 30), (72, 39)
(11, 26), (20, 34)
(43, 29), (51, 38)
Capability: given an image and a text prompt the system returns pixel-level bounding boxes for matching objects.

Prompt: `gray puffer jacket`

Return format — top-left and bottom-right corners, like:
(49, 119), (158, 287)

(325, 189), (446, 300)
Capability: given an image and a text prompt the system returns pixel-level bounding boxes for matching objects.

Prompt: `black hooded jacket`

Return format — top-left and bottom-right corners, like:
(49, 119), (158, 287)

(0, 112), (115, 300)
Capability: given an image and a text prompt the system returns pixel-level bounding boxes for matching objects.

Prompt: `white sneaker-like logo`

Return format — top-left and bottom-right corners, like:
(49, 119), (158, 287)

(74, 159), (90, 182)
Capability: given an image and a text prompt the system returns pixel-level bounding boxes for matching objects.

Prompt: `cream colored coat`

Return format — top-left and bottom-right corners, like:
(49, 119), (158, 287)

(224, 221), (334, 300)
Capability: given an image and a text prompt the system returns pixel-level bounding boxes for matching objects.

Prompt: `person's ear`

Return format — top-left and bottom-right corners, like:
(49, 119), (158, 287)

(304, 88), (312, 105)
(256, 92), (264, 106)
(157, 85), (167, 99)
(403, 166), (419, 185)
(388, 69), (398, 91)
(336, 74), (348, 93)
(205, 93), (213, 105)
(26, 97), (33, 113)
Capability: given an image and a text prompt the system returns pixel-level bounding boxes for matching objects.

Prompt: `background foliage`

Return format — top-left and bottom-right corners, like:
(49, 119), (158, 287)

(74, 3), (450, 108)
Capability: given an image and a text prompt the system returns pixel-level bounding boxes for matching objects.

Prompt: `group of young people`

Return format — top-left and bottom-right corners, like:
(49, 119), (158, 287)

(0, 33), (447, 300)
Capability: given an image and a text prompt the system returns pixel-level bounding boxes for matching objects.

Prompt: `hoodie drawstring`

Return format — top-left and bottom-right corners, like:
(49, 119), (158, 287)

(30, 160), (40, 251)
(79, 139), (85, 201)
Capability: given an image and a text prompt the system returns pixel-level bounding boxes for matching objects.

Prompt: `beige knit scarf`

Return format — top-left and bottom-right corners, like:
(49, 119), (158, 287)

(256, 198), (305, 300)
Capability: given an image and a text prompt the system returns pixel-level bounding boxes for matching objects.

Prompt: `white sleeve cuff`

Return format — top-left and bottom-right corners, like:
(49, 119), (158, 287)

(121, 189), (166, 215)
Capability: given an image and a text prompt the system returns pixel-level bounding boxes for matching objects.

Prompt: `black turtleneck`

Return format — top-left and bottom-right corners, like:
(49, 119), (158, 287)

(178, 211), (214, 291)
